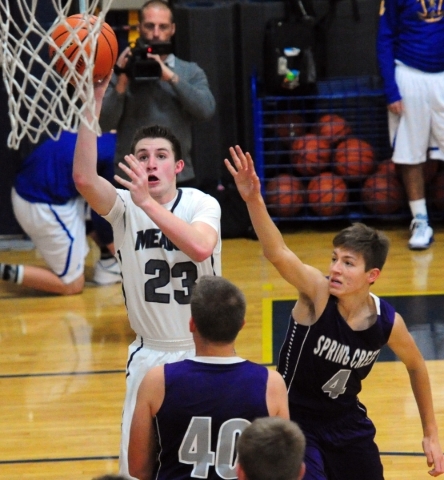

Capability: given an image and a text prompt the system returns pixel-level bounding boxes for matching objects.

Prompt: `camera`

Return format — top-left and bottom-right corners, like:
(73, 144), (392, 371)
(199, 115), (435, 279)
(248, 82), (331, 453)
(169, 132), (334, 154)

(127, 40), (173, 82)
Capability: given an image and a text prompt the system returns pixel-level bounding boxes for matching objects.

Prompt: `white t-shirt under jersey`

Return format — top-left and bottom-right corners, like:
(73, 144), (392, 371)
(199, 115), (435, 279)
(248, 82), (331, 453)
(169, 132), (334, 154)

(105, 187), (221, 350)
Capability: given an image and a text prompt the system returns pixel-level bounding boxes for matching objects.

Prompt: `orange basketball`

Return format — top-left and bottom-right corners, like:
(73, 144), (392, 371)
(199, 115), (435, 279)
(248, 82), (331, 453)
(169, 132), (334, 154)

(314, 114), (351, 143)
(290, 134), (331, 176)
(430, 171), (444, 210)
(49, 14), (118, 84)
(361, 171), (405, 214)
(265, 174), (305, 217)
(273, 113), (306, 143)
(307, 172), (348, 216)
(333, 138), (375, 181)
(375, 159), (398, 177)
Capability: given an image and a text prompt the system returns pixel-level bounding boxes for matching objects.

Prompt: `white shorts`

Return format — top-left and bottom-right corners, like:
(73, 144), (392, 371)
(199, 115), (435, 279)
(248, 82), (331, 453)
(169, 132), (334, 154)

(389, 62), (444, 165)
(119, 336), (195, 478)
(11, 188), (89, 284)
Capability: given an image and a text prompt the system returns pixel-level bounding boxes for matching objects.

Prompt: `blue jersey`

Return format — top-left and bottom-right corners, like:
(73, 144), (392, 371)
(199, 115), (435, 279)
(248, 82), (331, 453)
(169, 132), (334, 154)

(154, 358), (269, 480)
(377, 0), (444, 103)
(278, 294), (394, 424)
(14, 131), (116, 205)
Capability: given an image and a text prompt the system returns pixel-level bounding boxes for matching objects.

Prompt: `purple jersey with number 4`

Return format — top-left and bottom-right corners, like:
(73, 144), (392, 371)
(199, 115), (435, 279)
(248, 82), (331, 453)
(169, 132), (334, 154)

(153, 358), (269, 480)
(278, 293), (395, 424)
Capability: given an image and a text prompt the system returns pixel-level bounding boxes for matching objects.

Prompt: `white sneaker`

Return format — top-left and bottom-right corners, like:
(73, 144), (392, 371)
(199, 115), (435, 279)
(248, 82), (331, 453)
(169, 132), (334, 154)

(93, 258), (121, 285)
(408, 219), (434, 250)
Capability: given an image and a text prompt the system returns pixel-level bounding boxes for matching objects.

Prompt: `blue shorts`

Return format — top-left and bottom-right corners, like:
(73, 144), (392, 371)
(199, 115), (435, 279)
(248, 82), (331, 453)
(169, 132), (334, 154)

(291, 405), (384, 480)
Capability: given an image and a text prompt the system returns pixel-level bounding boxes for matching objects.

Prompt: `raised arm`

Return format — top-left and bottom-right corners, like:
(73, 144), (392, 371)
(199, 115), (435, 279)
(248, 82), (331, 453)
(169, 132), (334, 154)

(388, 313), (444, 477)
(224, 146), (327, 300)
(73, 73), (117, 216)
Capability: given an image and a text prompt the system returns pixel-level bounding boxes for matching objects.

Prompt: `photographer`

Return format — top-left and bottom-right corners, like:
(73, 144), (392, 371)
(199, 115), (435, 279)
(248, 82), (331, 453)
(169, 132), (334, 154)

(100, 0), (216, 186)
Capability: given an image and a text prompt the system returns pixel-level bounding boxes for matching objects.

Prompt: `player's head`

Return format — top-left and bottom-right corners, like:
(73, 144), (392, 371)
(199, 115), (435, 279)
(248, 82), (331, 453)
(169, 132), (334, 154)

(332, 222), (389, 271)
(190, 275), (246, 343)
(138, 0), (175, 43)
(237, 417), (306, 480)
(130, 125), (182, 162)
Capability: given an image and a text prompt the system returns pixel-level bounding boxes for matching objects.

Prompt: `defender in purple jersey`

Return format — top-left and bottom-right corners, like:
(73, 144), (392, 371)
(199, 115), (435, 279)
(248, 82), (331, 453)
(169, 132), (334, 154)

(225, 146), (444, 479)
(128, 275), (289, 480)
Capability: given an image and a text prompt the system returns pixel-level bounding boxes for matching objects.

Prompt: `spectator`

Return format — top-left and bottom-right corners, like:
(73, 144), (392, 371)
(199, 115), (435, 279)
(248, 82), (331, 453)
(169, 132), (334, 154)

(128, 275), (289, 480)
(225, 146), (444, 479)
(237, 417), (306, 480)
(0, 131), (120, 295)
(100, 0), (216, 186)
(73, 74), (221, 478)
(376, 0), (444, 249)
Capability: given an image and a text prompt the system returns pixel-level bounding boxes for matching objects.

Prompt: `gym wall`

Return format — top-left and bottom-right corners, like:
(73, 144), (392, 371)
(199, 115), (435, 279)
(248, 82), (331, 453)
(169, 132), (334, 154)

(0, 0), (381, 233)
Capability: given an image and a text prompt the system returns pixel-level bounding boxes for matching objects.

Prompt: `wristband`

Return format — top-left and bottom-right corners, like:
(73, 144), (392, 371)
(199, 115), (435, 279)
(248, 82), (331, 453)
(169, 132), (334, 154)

(114, 64), (127, 76)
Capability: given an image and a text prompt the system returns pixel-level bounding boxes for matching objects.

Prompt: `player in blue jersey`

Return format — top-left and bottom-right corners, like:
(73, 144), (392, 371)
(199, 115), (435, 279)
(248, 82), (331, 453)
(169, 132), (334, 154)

(128, 275), (289, 480)
(377, 0), (444, 250)
(225, 146), (444, 479)
(0, 131), (120, 295)
(237, 417), (306, 480)
(74, 74), (221, 478)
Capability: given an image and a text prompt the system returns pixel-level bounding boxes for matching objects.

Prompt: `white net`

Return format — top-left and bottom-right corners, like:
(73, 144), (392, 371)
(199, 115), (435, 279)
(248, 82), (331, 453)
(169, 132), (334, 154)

(0, 0), (115, 149)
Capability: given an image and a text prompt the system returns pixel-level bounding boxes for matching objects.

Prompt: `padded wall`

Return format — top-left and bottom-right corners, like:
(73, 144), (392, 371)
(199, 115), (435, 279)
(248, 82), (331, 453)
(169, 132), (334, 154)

(0, 1), (59, 234)
(174, 2), (238, 188)
(313, 0), (380, 78)
(235, 0), (286, 154)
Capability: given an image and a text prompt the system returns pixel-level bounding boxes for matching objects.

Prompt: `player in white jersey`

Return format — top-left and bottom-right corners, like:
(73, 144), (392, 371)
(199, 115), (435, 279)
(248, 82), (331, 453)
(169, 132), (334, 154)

(73, 72), (221, 479)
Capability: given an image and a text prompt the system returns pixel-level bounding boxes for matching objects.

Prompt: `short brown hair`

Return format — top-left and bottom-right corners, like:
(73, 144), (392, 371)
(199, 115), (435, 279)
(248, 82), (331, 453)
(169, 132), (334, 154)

(130, 124), (182, 161)
(237, 417), (306, 480)
(191, 275), (245, 343)
(332, 222), (389, 271)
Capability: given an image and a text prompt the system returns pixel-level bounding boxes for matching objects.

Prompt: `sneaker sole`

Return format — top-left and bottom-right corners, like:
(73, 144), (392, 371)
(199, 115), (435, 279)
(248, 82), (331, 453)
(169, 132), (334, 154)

(408, 237), (434, 251)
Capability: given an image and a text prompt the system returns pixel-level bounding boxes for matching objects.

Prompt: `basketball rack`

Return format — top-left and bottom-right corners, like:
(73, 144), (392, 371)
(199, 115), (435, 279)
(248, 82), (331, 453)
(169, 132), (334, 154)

(251, 74), (422, 223)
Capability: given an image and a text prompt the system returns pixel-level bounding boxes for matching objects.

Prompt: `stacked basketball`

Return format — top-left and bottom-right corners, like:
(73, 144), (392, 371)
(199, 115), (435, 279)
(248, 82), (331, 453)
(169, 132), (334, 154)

(307, 172), (348, 217)
(334, 138), (375, 181)
(290, 134), (331, 176)
(265, 111), (392, 219)
(314, 114), (351, 145)
(265, 174), (305, 217)
(361, 160), (404, 214)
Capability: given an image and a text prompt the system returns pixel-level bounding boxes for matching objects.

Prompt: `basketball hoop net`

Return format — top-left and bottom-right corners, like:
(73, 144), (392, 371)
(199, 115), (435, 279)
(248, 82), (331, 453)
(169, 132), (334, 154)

(0, 0), (115, 149)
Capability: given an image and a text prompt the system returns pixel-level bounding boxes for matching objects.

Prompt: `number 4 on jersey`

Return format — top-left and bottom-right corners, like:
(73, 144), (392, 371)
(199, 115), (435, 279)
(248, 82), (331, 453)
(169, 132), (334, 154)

(179, 416), (250, 479)
(321, 369), (351, 399)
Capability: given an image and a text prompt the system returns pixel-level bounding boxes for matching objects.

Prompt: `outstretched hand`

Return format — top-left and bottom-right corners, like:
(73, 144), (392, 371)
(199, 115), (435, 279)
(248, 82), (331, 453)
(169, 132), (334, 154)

(93, 70), (113, 102)
(115, 154), (152, 209)
(78, 70), (112, 104)
(224, 146), (262, 203)
(423, 436), (444, 477)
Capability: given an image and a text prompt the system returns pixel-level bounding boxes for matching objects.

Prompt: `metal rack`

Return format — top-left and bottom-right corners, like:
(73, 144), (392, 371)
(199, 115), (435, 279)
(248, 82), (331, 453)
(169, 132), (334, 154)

(251, 75), (417, 222)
